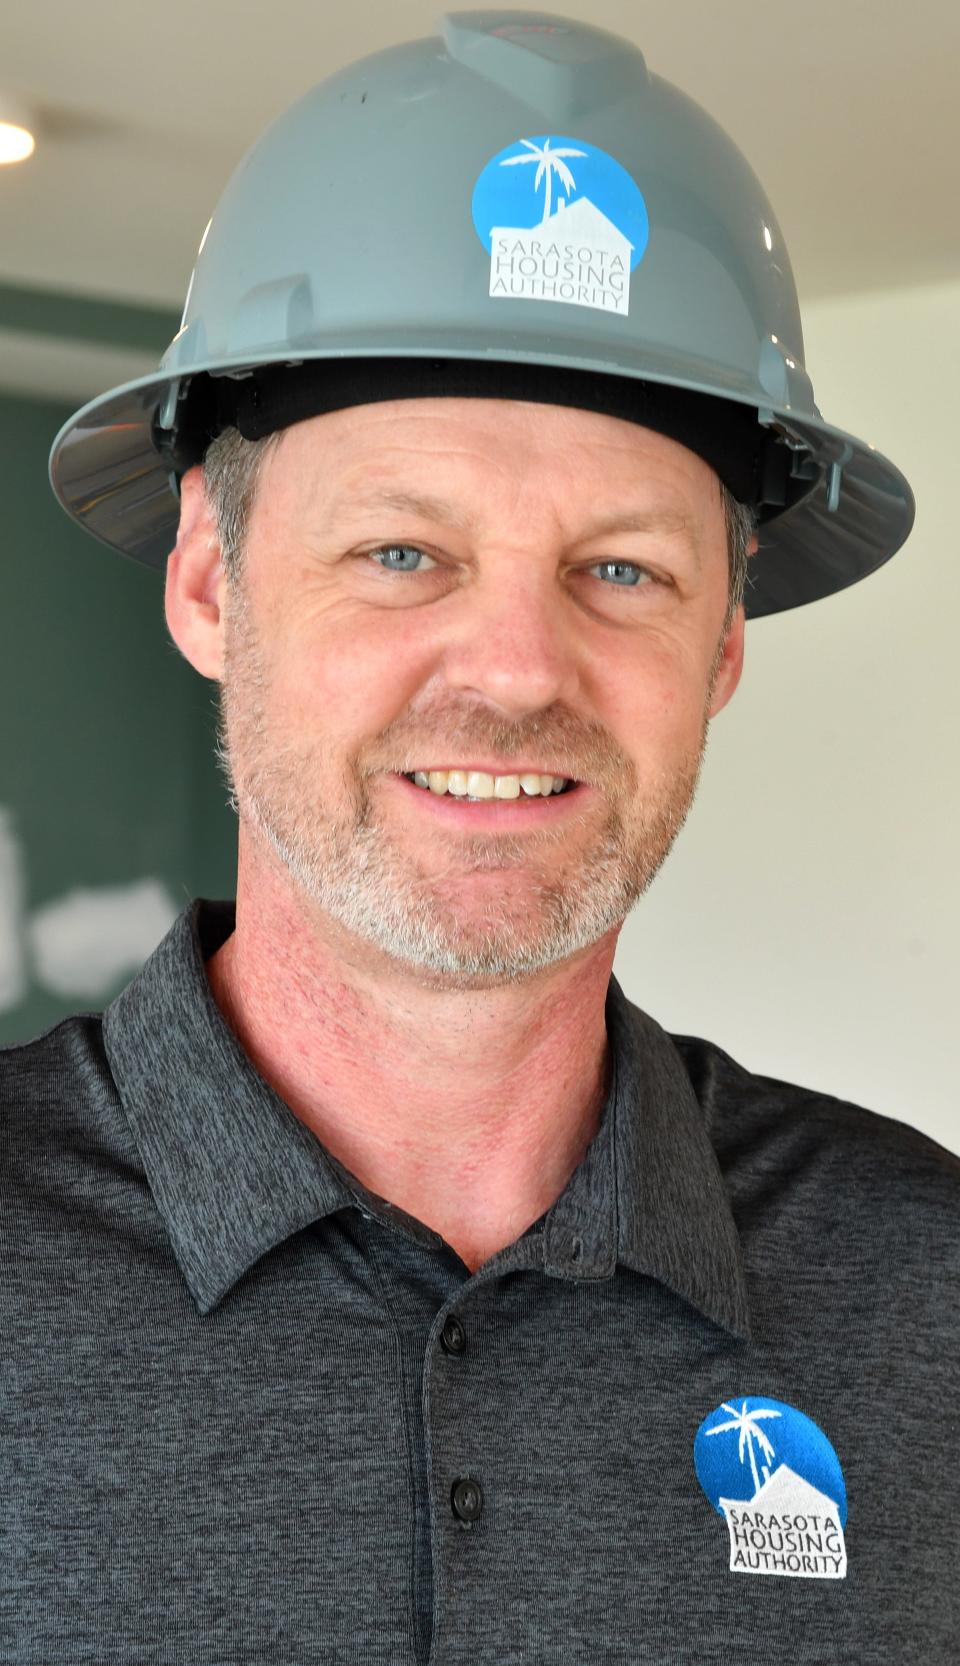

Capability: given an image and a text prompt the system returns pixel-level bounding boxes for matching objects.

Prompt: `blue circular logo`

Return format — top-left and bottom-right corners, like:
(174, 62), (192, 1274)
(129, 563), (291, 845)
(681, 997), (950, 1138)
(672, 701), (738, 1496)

(694, 1397), (847, 1527)
(472, 135), (649, 272)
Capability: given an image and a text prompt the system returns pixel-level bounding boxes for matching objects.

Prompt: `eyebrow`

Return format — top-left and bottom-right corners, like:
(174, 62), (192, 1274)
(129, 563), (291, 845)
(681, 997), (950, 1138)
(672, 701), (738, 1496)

(336, 488), (701, 562)
(336, 489), (476, 531)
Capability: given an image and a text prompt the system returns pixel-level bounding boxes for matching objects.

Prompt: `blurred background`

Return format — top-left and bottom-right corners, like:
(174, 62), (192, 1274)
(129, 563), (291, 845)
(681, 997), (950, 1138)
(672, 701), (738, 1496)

(2, 1), (957, 1151)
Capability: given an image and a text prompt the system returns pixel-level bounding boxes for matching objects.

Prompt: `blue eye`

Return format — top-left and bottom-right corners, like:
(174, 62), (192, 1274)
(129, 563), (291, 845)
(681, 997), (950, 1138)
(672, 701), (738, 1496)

(369, 544), (432, 571)
(365, 546), (655, 589)
(590, 561), (651, 587)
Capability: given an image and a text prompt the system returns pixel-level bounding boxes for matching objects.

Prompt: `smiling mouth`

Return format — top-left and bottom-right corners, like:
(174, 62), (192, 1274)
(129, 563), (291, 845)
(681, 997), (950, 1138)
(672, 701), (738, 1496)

(400, 769), (576, 803)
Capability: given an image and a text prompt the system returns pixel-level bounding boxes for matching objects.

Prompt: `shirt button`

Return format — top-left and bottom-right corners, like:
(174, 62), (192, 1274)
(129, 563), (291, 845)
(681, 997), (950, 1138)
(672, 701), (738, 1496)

(451, 1476), (483, 1523)
(440, 1314), (466, 1355)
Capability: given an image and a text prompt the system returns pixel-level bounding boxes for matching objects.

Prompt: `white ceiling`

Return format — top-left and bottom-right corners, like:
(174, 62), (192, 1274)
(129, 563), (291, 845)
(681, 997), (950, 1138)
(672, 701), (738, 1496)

(2, 0), (958, 319)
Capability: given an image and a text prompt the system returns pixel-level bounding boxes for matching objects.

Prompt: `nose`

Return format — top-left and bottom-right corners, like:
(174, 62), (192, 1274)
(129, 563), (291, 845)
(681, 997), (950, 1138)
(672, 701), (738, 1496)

(437, 556), (584, 720)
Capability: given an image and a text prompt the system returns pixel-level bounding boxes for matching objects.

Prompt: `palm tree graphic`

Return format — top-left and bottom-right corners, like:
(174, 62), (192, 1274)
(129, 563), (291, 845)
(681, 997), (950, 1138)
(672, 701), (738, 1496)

(705, 1401), (782, 1497)
(500, 136), (587, 225)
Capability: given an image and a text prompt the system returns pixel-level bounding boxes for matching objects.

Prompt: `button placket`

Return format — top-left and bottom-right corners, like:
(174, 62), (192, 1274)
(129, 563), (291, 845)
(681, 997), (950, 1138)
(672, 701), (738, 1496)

(439, 1310), (481, 1529)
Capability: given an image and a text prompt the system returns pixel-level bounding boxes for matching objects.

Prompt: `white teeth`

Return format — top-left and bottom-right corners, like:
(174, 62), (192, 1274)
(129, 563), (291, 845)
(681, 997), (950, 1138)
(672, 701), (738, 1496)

(407, 769), (571, 799)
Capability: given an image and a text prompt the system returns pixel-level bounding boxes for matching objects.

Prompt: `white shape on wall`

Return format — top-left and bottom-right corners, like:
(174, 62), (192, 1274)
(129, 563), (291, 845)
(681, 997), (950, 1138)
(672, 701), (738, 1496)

(28, 878), (179, 1000)
(0, 805), (180, 1011)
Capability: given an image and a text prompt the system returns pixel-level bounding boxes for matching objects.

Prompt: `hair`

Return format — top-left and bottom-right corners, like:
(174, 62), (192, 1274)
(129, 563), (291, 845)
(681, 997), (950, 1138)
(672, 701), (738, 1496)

(201, 421), (756, 627)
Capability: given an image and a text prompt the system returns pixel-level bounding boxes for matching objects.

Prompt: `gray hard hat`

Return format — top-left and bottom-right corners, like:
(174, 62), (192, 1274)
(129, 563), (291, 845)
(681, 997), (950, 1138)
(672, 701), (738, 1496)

(48, 9), (914, 618)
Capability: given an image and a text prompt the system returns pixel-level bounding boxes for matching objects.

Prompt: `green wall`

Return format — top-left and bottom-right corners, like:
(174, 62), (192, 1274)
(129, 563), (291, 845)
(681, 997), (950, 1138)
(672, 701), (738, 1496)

(1, 386), (236, 1045)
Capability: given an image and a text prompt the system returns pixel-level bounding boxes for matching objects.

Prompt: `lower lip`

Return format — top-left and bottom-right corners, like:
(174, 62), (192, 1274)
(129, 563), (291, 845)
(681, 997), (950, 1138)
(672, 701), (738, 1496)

(385, 772), (590, 830)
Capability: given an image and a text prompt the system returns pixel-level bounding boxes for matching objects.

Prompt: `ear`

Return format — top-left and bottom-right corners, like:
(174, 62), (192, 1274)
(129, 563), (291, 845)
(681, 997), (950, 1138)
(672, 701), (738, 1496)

(164, 465), (229, 680)
(708, 601), (745, 717)
(708, 528), (757, 715)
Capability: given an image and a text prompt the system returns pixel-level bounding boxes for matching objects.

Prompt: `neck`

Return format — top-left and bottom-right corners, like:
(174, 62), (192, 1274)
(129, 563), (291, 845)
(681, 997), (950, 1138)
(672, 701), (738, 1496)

(206, 834), (618, 1273)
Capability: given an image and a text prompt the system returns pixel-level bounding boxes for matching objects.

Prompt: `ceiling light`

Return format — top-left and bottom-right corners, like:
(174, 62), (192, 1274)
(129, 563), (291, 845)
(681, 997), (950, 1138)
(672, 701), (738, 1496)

(0, 97), (36, 166)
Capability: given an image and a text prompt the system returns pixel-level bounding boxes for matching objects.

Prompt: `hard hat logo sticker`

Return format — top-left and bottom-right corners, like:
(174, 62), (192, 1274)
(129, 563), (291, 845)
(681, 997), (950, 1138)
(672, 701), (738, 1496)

(694, 1397), (848, 1579)
(472, 136), (648, 317)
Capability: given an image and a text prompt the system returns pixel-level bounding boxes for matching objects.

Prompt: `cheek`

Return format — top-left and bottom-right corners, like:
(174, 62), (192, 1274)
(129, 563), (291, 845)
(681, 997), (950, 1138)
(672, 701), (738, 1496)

(267, 600), (431, 742)
(603, 636), (711, 765)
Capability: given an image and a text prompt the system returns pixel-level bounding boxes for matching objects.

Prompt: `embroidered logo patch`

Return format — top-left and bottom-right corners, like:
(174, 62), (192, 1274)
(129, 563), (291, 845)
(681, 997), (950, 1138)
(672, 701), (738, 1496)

(471, 135), (648, 316)
(694, 1397), (848, 1580)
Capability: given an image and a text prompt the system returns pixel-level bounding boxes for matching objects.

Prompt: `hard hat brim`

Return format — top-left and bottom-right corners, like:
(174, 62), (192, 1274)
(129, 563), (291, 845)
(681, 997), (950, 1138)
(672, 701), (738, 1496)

(48, 348), (914, 619)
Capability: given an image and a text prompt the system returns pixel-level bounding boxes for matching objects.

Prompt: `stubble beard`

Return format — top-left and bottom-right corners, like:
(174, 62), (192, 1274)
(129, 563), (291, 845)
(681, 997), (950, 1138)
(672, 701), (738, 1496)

(215, 577), (716, 986)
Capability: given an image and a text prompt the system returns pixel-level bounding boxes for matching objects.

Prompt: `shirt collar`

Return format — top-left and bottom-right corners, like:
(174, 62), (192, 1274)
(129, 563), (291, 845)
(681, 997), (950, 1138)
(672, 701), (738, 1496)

(103, 899), (750, 1339)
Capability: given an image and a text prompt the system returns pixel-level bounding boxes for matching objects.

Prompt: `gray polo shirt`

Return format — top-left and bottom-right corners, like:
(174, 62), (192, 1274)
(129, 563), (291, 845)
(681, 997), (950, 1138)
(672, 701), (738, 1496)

(1, 898), (957, 1664)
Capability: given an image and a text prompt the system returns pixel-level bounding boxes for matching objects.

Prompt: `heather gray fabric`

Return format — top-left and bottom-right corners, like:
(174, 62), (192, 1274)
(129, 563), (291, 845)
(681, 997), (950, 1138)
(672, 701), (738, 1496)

(0, 897), (957, 1664)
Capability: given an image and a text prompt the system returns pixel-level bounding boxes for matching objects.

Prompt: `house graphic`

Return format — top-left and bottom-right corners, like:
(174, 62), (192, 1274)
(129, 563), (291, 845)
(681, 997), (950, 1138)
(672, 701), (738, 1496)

(488, 195), (634, 315)
(720, 1464), (847, 1580)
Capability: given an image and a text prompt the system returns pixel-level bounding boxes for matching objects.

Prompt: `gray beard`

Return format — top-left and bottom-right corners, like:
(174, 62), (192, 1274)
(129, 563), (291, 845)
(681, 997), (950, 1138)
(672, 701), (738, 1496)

(214, 582), (713, 987)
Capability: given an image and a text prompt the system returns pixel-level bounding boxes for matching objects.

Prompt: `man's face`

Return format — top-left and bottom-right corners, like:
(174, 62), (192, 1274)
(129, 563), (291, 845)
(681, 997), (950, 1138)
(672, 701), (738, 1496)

(213, 396), (744, 986)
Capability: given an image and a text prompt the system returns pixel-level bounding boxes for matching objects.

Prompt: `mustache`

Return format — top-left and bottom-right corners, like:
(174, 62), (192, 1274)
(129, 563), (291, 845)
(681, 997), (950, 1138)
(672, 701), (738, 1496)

(370, 703), (632, 790)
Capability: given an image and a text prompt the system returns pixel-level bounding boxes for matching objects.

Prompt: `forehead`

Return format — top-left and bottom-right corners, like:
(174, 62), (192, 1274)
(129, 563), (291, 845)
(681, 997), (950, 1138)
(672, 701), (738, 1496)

(262, 396), (722, 527)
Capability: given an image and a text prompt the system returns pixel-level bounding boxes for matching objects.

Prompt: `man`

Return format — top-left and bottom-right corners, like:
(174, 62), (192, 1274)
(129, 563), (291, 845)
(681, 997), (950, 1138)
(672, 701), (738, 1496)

(9, 11), (955, 1664)
(168, 393), (747, 1279)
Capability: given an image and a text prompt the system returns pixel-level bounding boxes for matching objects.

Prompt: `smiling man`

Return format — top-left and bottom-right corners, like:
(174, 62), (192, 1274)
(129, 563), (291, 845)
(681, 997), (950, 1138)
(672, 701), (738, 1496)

(168, 397), (745, 1273)
(9, 10), (959, 1665)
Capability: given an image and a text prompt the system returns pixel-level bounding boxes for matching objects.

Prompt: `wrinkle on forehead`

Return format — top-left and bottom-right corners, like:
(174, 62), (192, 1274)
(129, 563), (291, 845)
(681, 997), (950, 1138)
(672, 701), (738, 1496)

(268, 398), (722, 563)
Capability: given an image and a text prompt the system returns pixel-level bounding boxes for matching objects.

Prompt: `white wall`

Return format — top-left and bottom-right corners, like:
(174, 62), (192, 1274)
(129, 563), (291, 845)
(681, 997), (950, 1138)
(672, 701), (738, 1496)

(614, 277), (959, 1155)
